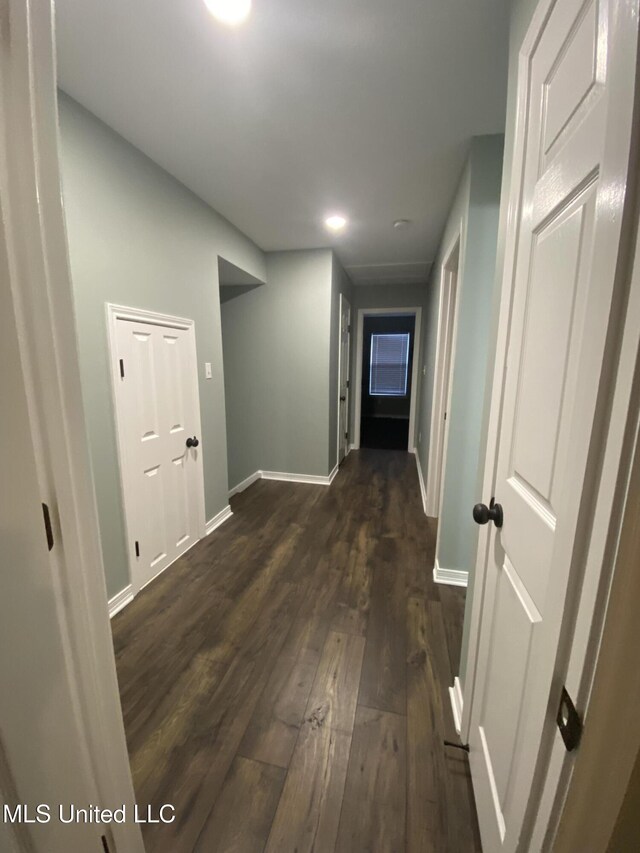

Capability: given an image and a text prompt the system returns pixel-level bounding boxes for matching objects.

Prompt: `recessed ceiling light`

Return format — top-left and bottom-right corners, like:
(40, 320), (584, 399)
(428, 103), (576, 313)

(393, 219), (411, 229)
(204, 0), (251, 26)
(325, 214), (348, 232)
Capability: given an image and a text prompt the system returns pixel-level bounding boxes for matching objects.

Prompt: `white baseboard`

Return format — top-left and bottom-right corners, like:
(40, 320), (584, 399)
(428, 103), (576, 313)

(449, 676), (464, 733)
(229, 467), (340, 498)
(228, 470), (261, 497)
(108, 584), (134, 619)
(205, 504), (233, 535)
(414, 451), (428, 515)
(433, 559), (469, 587)
(348, 443), (357, 453)
(261, 469), (337, 486)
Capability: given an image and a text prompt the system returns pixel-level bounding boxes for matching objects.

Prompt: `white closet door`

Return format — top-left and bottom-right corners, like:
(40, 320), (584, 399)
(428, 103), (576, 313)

(113, 311), (205, 592)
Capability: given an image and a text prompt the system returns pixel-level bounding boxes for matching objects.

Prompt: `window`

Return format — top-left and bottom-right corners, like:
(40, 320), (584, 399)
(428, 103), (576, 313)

(369, 333), (410, 396)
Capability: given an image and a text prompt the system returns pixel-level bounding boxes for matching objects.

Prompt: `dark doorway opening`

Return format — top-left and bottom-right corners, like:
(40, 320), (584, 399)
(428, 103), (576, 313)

(360, 314), (415, 451)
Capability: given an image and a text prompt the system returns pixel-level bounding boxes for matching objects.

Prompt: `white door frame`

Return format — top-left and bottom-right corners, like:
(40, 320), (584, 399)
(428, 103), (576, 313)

(107, 303), (207, 596)
(353, 306), (422, 451)
(336, 293), (352, 465)
(1, 1), (143, 850)
(459, 0), (640, 847)
(426, 229), (462, 517)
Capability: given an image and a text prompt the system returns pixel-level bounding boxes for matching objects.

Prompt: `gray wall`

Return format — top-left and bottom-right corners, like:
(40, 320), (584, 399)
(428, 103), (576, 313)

(58, 93), (266, 598)
(413, 135), (503, 690)
(221, 249), (336, 489)
(438, 136), (504, 575)
(415, 164), (471, 482)
(349, 283), (427, 445)
(329, 257), (354, 468)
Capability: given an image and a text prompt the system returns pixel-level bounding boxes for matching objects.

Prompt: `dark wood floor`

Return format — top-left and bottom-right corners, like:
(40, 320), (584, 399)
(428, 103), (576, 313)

(112, 449), (481, 853)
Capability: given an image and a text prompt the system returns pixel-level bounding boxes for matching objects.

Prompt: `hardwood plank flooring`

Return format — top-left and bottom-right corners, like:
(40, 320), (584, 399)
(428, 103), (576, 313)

(194, 757), (285, 853)
(112, 449), (481, 852)
(335, 705), (407, 853)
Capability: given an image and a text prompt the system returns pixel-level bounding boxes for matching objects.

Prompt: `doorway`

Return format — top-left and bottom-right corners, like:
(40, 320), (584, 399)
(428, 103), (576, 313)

(427, 236), (460, 516)
(337, 294), (352, 464)
(353, 308), (422, 452)
(107, 304), (206, 596)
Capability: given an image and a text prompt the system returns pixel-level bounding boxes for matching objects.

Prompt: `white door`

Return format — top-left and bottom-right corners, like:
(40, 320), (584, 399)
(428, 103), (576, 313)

(1, 253), (100, 853)
(110, 308), (205, 593)
(469, 0), (638, 849)
(338, 295), (351, 463)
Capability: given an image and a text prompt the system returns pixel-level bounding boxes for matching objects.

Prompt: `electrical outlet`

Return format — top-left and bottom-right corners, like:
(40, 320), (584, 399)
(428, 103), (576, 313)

(205, 362), (212, 379)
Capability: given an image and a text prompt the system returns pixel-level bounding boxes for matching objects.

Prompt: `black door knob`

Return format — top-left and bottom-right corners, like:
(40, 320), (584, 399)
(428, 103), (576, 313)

(186, 436), (200, 448)
(473, 497), (503, 528)
(340, 395), (346, 401)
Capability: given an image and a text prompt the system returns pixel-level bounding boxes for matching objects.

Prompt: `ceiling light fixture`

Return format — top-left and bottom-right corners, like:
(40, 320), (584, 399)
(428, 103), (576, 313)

(204, 0), (251, 26)
(324, 214), (348, 232)
(393, 219), (411, 229)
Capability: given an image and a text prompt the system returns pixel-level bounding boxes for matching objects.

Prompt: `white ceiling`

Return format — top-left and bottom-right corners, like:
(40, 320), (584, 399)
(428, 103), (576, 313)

(54, 0), (509, 286)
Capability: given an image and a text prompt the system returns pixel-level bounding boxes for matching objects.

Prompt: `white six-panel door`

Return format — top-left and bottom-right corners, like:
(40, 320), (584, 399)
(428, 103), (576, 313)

(109, 306), (205, 593)
(469, 0), (638, 849)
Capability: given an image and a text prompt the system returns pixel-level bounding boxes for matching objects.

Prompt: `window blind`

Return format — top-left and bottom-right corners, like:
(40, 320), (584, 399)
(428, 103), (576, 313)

(369, 333), (410, 396)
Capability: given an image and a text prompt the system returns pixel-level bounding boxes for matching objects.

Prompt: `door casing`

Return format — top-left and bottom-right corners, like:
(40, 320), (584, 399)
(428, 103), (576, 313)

(428, 231), (462, 519)
(353, 306), (423, 452)
(337, 293), (352, 465)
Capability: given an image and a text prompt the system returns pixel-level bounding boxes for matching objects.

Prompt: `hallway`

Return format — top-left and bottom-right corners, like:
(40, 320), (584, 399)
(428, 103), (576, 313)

(112, 450), (481, 852)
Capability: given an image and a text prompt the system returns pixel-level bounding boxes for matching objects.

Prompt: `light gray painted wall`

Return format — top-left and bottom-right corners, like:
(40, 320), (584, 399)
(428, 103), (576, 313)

(438, 136), (504, 574)
(329, 257), (354, 469)
(415, 163), (471, 484)
(413, 136), (503, 690)
(221, 249), (335, 489)
(58, 93), (266, 599)
(349, 283), (427, 444)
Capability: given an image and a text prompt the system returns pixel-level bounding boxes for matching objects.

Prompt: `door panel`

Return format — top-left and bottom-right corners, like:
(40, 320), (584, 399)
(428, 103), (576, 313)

(469, 0), (637, 849)
(542, 0), (598, 157)
(113, 314), (204, 592)
(170, 453), (192, 551)
(480, 557), (540, 818)
(141, 463), (169, 575)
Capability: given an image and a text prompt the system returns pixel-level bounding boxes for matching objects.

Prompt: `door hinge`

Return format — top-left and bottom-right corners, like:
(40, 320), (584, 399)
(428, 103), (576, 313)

(346, 379), (350, 389)
(134, 540), (140, 558)
(347, 324), (351, 333)
(345, 431), (349, 440)
(557, 686), (582, 751)
(42, 503), (54, 551)
(444, 411), (447, 421)
(119, 358), (125, 379)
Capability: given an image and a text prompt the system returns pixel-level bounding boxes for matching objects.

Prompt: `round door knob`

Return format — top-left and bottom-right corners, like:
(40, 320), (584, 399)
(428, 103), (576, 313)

(340, 395), (346, 401)
(186, 436), (200, 448)
(472, 498), (503, 528)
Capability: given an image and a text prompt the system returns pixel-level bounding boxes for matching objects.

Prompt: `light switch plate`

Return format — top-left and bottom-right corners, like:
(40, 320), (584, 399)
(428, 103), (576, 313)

(205, 362), (212, 379)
